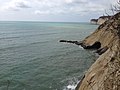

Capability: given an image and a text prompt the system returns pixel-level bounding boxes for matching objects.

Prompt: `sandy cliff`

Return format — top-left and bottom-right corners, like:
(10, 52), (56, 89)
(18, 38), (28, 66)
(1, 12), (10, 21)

(90, 19), (98, 24)
(97, 16), (111, 25)
(77, 12), (120, 90)
(90, 16), (111, 25)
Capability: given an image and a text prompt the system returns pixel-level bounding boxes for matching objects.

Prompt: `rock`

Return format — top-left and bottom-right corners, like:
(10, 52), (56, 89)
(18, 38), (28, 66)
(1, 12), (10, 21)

(75, 75), (85, 90)
(90, 16), (111, 25)
(59, 40), (67, 42)
(81, 41), (101, 49)
(59, 40), (82, 45)
(77, 12), (120, 90)
(97, 16), (111, 25)
(90, 19), (98, 24)
(95, 46), (108, 55)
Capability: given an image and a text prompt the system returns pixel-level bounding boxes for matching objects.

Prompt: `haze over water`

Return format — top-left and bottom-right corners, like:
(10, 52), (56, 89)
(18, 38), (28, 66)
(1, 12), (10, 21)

(0, 22), (98, 90)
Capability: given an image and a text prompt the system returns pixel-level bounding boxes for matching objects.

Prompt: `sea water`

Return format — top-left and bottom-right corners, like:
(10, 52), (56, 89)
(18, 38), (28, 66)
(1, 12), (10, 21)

(0, 21), (98, 90)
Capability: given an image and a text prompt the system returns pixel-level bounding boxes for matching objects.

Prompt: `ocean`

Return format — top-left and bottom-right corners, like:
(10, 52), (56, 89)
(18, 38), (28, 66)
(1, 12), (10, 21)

(0, 21), (98, 90)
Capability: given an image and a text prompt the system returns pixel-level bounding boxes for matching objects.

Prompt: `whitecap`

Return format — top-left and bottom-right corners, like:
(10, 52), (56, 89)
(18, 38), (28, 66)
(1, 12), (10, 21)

(79, 46), (84, 50)
(62, 77), (80, 90)
(67, 84), (77, 90)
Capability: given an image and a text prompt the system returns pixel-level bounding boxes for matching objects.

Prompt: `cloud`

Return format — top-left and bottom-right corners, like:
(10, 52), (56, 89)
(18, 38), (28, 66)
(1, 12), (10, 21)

(33, 0), (107, 15)
(16, 1), (31, 8)
(34, 9), (67, 15)
(35, 10), (50, 15)
(0, 0), (31, 11)
(0, 0), (114, 16)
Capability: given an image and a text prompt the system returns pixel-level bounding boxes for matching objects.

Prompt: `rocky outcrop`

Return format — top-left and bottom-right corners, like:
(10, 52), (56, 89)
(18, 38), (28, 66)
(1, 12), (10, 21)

(97, 16), (111, 25)
(59, 40), (82, 45)
(90, 19), (98, 24)
(77, 12), (120, 90)
(90, 16), (111, 25)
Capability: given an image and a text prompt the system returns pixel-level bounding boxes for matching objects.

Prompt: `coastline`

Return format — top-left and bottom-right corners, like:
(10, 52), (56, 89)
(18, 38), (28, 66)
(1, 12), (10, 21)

(76, 12), (120, 90)
(60, 12), (120, 90)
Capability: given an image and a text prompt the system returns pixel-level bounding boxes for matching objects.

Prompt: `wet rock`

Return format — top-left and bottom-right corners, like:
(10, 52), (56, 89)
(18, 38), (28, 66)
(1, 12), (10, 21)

(81, 41), (101, 49)
(59, 40), (82, 45)
(96, 46), (108, 55)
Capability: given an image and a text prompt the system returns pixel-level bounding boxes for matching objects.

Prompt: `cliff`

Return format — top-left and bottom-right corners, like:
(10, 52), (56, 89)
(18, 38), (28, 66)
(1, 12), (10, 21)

(97, 16), (111, 25)
(90, 19), (98, 24)
(90, 16), (111, 25)
(77, 12), (120, 90)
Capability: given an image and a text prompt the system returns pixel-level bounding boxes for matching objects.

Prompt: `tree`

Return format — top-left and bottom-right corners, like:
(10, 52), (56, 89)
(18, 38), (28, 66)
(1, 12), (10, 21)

(110, 0), (120, 13)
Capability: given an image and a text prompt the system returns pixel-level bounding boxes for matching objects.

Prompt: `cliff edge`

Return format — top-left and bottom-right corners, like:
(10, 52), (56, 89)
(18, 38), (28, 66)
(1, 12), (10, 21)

(90, 16), (111, 25)
(77, 12), (120, 90)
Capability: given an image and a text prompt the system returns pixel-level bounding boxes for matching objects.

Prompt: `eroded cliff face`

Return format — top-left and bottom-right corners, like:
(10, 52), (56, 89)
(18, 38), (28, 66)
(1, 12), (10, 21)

(90, 16), (111, 25)
(77, 12), (120, 90)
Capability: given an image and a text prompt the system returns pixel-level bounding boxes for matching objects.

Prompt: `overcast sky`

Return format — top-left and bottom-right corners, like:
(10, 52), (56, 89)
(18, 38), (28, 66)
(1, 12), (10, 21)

(0, 0), (116, 22)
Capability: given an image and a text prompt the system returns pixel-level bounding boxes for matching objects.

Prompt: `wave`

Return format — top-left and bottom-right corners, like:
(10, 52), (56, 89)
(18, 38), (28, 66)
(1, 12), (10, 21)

(62, 77), (80, 90)
(0, 32), (58, 40)
(0, 45), (25, 51)
(66, 84), (77, 90)
(0, 41), (50, 51)
(0, 36), (20, 40)
(29, 41), (49, 45)
(21, 32), (58, 38)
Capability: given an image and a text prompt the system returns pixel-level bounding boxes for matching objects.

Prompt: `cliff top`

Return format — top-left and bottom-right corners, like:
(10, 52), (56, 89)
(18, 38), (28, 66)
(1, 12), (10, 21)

(99, 16), (111, 19)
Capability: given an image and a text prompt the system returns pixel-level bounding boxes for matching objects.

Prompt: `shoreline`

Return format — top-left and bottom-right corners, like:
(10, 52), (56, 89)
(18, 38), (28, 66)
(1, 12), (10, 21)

(60, 12), (120, 90)
(76, 12), (120, 90)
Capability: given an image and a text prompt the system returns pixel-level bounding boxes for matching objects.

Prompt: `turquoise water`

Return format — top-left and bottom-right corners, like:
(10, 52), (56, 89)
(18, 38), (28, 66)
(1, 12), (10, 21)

(0, 22), (98, 90)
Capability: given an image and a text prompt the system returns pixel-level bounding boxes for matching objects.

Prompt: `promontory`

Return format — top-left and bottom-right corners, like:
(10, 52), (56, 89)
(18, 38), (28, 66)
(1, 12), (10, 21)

(76, 12), (120, 90)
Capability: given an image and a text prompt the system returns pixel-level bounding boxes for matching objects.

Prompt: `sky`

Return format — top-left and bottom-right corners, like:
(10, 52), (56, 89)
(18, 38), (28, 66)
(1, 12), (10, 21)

(0, 0), (117, 22)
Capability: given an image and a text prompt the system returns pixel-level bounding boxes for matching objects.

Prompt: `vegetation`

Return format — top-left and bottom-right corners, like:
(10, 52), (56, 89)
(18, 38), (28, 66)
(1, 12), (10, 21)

(110, 0), (120, 15)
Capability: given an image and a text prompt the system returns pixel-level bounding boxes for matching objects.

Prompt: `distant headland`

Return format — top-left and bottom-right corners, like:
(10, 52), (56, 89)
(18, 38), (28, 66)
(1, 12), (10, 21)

(90, 16), (111, 25)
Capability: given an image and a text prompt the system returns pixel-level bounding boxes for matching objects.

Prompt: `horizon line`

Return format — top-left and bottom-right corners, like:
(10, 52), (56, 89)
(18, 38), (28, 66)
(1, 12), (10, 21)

(0, 20), (89, 23)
